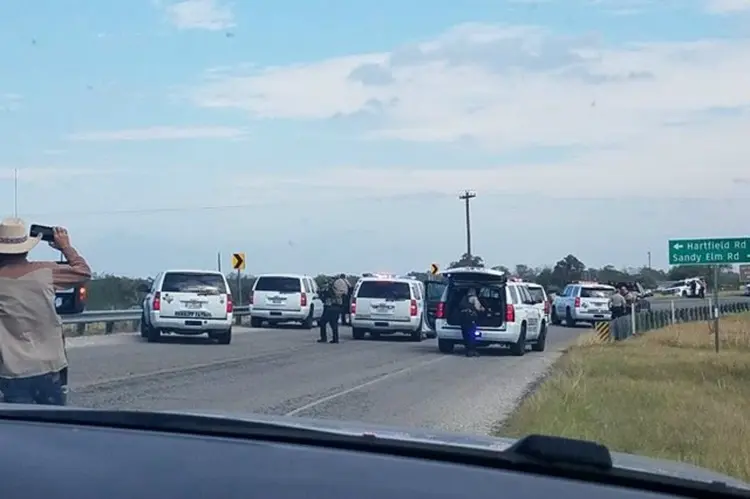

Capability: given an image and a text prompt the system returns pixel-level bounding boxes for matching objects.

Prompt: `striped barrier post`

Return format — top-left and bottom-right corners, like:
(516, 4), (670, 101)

(594, 321), (612, 343)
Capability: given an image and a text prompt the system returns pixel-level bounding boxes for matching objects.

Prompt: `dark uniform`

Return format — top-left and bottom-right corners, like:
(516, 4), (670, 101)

(318, 282), (340, 344)
(340, 286), (351, 325)
(458, 291), (482, 357)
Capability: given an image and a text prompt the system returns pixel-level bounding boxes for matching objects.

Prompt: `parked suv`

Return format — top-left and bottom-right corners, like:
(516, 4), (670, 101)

(434, 267), (545, 356)
(140, 269), (233, 344)
(249, 274), (323, 329)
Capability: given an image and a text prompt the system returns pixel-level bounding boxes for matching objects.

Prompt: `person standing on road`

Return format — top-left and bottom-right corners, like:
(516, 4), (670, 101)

(318, 276), (347, 344)
(458, 288), (484, 358)
(0, 219), (92, 405)
(339, 276), (352, 326)
(609, 288), (626, 319)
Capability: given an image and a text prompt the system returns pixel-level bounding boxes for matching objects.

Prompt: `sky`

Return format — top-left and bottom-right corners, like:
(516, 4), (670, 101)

(1, 0), (750, 277)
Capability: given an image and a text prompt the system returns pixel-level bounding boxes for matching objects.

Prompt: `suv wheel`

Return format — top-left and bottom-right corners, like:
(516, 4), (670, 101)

(509, 325), (526, 356)
(438, 339), (455, 354)
(531, 322), (547, 352)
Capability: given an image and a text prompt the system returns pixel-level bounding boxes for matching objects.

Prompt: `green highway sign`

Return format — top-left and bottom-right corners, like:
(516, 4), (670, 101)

(668, 237), (750, 265)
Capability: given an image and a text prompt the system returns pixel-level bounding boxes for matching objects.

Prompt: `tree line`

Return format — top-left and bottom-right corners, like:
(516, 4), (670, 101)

(83, 252), (745, 311)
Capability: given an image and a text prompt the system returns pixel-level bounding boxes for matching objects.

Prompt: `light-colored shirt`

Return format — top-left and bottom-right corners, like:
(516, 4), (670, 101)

(0, 246), (91, 378)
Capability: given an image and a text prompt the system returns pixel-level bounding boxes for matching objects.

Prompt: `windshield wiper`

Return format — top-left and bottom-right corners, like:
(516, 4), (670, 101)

(0, 408), (746, 498)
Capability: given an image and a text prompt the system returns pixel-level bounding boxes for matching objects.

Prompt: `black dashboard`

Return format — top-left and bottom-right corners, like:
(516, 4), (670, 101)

(0, 410), (745, 499)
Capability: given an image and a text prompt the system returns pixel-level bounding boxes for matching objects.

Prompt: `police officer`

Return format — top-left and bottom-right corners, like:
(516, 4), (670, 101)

(609, 288), (626, 319)
(318, 277), (345, 344)
(458, 288), (484, 357)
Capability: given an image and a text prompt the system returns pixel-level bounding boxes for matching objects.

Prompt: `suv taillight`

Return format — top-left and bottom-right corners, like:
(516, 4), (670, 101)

(226, 294), (233, 313)
(300, 292), (307, 307)
(152, 291), (161, 311)
(574, 297), (581, 308)
(505, 304), (515, 322)
(249, 292), (254, 305)
(350, 300), (356, 314)
(410, 299), (418, 317)
(436, 301), (445, 319)
(78, 286), (87, 303)
(544, 300), (550, 314)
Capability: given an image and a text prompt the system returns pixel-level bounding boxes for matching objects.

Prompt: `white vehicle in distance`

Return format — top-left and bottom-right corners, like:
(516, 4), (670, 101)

(433, 267), (545, 356)
(140, 270), (233, 344)
(350, 274), (427, 341)
(513, 280), (551, 326)
(249, 274), (323, 329)
(551, 281), (615, 326)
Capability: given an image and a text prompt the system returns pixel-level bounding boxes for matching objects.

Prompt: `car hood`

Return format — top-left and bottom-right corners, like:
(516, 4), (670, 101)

(181, 410), (749, 490)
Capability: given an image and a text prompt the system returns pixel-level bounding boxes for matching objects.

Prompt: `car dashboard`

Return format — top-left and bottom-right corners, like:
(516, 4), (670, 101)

(0, 408), (746, 499)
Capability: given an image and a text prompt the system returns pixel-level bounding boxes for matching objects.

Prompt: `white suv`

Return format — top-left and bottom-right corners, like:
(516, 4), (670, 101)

(434, 267), (545, 356)
(140, 270), (233, 344)
(350, 275), (426, 341)
(249, 274), (323, 329)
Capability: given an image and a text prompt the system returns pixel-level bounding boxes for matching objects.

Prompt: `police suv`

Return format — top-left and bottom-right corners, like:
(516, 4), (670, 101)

(551, 281), (615, 326)
(350, 274), (427, 341)
(140, 269), (234, 344)
(248, 274), (323, 329)
(433, 267), (546, 356)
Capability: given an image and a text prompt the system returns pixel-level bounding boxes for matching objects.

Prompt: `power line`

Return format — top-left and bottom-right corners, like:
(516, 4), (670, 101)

(23, 202), (267, 218)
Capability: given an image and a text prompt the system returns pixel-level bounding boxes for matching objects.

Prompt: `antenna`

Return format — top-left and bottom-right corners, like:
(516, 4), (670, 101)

(13, 168), (18, 217)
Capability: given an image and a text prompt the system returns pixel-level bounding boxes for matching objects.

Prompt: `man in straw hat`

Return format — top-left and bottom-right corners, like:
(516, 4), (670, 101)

(0, 218), (91, 405)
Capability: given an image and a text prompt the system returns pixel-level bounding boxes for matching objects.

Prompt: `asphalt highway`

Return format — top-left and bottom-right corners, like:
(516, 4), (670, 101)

(647, 295), (750, 311)
(67, 324), (586, 436)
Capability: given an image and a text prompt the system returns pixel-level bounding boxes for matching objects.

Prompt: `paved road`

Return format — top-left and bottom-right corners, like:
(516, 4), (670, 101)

(67, 325), (585, 435)
(648, 295), (750, 311)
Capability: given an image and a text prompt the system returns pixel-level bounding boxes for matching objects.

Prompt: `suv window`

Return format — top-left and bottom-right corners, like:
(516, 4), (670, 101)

(526, 287), (546, 303)
(254, 276), (301, 293)
(581, 286), (615, 298)
(357, 281), (411, 300)
(161, 273), (226, 294)
(426, 282), (447, 301)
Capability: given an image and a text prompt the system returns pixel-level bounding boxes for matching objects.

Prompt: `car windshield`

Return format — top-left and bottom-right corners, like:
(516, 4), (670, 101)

(161, 273), (226, 294)
(580, 287), (615, 298)
(254, 276), (301, 293)
(12, 1), (750, 487)
(357, 281), (411, 300)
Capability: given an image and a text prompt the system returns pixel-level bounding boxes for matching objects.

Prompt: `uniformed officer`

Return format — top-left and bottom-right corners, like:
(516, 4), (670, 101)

(458, 288), (484, 357)
(318, 277), (346, 344)
(609, 288), (626, 319)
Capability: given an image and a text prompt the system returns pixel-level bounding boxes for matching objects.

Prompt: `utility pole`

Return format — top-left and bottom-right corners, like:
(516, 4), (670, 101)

(647, 251), (651, 269)
(13, 168), (18, 217)
(458, 190), (476, 257)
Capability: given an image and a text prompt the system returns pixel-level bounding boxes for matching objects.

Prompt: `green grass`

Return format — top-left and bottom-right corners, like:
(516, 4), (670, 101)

(496, 313), (750, 482)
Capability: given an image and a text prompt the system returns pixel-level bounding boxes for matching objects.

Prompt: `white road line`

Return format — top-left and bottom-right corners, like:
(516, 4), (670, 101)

(284, 355), (448, 417)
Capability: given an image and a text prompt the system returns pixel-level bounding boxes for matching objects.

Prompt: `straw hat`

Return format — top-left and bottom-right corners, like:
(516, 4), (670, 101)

(0, 218), (41, 254)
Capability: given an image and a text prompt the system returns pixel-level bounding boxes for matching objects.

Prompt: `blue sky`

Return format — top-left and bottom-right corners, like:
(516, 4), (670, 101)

(1, 0), (749, 277)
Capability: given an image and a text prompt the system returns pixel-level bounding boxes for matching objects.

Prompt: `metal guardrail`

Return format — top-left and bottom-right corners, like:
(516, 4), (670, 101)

(61, 305), (251, 325)
(610, 301), (750, 341)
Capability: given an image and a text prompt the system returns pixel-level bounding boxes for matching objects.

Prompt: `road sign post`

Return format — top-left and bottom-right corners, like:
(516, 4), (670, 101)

(667, 237), (750, 353)
(232, 252), (246, 305)
(740, 264), (750, 283)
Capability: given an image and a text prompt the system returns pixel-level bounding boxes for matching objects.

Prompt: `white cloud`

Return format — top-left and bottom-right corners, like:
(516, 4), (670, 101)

(67, 126), (248, 141)
(185, 23), (750, 200)
(0, 93), (22, 111)
(705, 0), (750, 12)
(164, 0), (235, 31)
(0, 168), (119, 183)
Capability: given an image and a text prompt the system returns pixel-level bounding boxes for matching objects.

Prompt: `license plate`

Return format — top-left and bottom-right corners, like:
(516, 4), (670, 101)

(186, 301), (202, 309)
